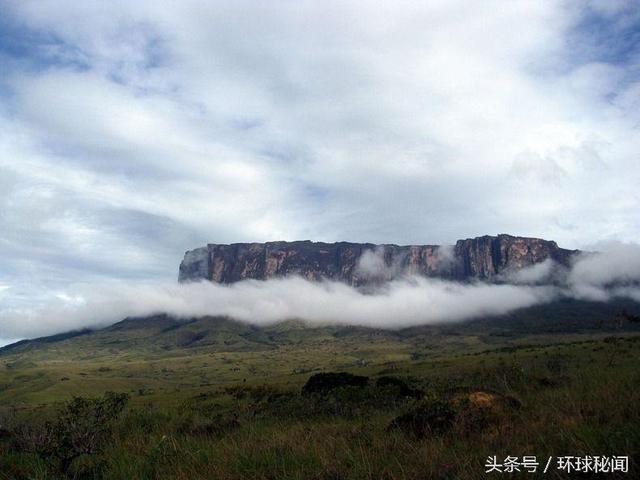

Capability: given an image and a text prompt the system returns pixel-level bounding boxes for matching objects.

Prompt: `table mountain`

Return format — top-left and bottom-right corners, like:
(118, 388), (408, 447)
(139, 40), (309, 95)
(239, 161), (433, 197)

(179, 234), (578, 285)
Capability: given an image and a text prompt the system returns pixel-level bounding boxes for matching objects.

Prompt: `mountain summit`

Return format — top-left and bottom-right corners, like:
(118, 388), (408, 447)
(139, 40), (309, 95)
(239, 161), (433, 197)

(179, 234), (578, 285)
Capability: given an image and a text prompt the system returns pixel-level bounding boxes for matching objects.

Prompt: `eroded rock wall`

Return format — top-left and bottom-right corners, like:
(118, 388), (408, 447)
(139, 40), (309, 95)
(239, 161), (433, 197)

(178, 235), (577, 285)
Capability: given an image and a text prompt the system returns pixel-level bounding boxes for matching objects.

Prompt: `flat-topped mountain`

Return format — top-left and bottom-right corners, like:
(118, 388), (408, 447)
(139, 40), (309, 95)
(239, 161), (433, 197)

(179, 234), (578, 285)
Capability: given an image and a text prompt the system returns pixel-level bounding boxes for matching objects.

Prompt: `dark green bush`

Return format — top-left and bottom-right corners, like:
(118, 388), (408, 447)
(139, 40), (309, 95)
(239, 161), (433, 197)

(390, 400), (457, 438)
(9, 391), (129, 475)
(375, 376), (423, 399)
(302, 372), (369, 394)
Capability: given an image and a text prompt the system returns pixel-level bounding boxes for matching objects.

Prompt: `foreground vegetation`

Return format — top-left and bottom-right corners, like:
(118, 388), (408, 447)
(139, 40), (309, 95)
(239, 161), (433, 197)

(0, 307), (639, 478)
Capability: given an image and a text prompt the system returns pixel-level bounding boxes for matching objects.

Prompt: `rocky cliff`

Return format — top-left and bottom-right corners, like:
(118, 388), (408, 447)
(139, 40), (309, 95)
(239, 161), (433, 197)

(178, 234), (578, 285)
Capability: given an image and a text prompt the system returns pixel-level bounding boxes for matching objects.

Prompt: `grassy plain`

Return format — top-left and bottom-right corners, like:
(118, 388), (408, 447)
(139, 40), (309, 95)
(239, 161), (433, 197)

(0, 301), (639, 479)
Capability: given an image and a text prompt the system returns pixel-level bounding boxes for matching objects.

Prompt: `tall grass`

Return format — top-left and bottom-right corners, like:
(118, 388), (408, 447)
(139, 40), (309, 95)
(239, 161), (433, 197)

(1, 335), (638, 479)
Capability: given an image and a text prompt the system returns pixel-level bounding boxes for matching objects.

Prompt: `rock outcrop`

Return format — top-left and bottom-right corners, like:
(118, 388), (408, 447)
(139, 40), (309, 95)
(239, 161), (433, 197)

(178, 234), (578, 285)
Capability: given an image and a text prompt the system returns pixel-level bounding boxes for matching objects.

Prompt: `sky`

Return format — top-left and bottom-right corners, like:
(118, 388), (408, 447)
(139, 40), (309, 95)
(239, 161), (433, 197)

(0, 1), (639, 343)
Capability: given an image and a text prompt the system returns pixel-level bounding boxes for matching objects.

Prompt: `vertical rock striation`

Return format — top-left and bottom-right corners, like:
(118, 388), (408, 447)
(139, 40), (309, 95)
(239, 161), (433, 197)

(178, 234), (578, 285)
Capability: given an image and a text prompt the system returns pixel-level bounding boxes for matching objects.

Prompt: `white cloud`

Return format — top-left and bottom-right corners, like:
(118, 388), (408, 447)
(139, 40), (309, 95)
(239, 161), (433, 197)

(0, 277), (557, 339)
(503, 259), (558, 285)
(0, 0), (639, 323)
(355, 247), (407, 281)
(1, 241), (639, 340)
(568, 242), (640, 294)
(435, 245), (456, 270)
(356, 247), (389, 278)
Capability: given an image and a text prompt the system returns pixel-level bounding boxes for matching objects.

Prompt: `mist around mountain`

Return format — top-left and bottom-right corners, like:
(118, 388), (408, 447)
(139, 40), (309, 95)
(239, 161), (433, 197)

(2, 1), (640, 477)
(2, 235), (639, 344)
(2, 297), (639, 360)
(1, 293), (639, 478)
(1, 235), (639, 479)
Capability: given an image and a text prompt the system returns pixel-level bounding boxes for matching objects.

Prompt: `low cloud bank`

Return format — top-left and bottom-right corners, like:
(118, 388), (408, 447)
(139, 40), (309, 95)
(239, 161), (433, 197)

(568, 243), (640, 302)
(355, 245), (456, 282)
(0, 278), (556, 339)
(1, 243), (640, 340)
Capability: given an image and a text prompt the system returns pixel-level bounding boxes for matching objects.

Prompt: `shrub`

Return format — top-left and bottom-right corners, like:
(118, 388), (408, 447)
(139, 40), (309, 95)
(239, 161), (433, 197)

(451, 390), (521, 436)
(224, 384), (281, 402)
(375, 376), (423, 399)
(390, 400), (457, 438)
(52, 391), (129, 472)
(176, 412), (240, 437)
(10, 422), (56, 457)
(302, 372), (369, 395)
(9, 391), (129, 474)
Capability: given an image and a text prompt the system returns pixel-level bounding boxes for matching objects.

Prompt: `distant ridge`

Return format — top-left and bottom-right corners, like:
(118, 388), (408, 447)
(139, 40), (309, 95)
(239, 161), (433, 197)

(179, 234), (579, 285)
(3, 298), (639, 357)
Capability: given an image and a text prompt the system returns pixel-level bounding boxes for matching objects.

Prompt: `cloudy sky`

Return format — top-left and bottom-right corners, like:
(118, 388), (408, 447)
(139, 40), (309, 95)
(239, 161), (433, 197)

(1, 1), (639, 341)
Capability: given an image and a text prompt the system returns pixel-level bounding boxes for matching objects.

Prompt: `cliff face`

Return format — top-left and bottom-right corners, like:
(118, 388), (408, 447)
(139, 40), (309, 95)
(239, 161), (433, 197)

(178, 234), (578, 285)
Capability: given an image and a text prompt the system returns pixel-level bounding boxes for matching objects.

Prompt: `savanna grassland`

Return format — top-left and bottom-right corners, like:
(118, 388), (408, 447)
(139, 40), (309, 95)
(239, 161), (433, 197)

(0, 301), (639, 479)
